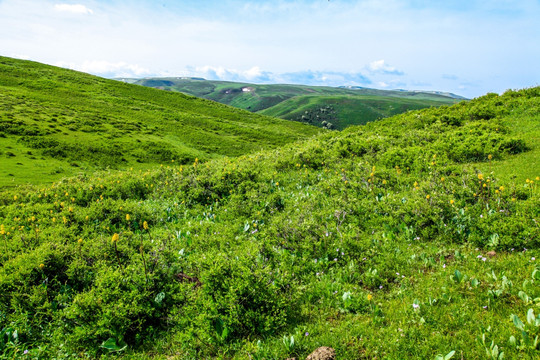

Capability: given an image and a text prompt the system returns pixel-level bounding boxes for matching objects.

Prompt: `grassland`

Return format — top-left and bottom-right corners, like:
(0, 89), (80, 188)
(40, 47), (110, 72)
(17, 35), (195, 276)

(0, 57), (321, 188)
(128, 78), (462, 129)
(0, 84), (538, 359)
(259, 94), (456, 130)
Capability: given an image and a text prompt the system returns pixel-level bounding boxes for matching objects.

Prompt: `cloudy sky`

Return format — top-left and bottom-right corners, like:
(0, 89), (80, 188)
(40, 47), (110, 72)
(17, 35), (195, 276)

(1, 0), (539, 98)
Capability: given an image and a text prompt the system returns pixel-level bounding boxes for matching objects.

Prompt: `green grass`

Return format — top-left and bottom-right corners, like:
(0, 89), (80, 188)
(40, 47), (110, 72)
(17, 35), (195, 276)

(130, 78), (462, 129)
(259, 94), (455, 130)
(0, 86), (538, 359)
(474, 102), (540, 183)
(0, 56), (321, 188)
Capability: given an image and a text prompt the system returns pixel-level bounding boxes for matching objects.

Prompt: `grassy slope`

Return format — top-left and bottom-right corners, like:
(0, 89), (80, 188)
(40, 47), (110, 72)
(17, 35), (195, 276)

(259, 94), (455, 130)
(131, 78), (461, 129)
(0, 57), (320, 188)
(0, 87), (538, 359)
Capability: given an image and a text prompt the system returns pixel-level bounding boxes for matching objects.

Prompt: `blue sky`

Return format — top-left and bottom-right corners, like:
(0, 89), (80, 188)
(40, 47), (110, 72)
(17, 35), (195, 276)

(1, 0), (539, 98)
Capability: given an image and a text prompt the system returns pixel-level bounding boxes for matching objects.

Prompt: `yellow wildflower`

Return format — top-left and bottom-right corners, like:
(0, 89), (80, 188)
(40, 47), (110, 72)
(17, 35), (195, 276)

(39, 264), (45, 270)
(112, 233), (119, 243)
(478, 174), (484, 180)
(367, 294), (373, 301)
(143, 221), (149, 230)
(126, 214), (131, 221)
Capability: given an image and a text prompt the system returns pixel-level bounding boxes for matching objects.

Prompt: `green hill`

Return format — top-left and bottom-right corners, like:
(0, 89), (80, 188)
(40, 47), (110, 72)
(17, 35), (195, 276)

(0, 87), (538, 359)
(0, 57), (320, 187)
(128, 78), (463, 129)
(259, 94), (458, 130)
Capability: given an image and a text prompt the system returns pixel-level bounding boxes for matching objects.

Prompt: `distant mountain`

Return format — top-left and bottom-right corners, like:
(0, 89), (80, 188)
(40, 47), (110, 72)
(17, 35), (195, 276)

(125, 77), (465, 129)
(391, 88), (468, 100)
(0, 57), (320, 187)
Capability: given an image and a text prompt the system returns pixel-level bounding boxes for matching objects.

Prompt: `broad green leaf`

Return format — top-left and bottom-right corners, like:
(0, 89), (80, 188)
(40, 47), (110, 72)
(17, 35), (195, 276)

(512, 314), (524, 330)
(100, 338), (127, 352)
(526, 308), (535, 325)
(518, 291), (529, 303)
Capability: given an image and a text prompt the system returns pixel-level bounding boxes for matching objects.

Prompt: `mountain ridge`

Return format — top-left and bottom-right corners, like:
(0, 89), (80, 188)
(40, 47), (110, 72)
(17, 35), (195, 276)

(123, 77), (464, 129)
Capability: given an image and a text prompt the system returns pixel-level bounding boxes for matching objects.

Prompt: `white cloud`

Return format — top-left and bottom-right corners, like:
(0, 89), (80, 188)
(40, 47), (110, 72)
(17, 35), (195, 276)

(183, 66), (371, 87)
(54, 4), (93, 15)
(55, 60), (153, 78)
(188, 66), (274, 83)
(368, 60), (404, 75)
(10, 53), (31, 60)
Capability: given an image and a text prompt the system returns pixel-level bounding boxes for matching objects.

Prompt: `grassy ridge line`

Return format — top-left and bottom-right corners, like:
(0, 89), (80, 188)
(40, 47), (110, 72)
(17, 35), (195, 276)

(130, 78), (462, 128)
(0, 56), (321, 187)
(0, 87), (538, 358)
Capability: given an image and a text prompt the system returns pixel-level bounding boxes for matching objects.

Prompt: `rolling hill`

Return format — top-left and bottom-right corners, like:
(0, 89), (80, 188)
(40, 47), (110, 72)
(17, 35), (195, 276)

(125, 77), (464, 129)
(259, 94), (458, 130)
(0, 86), (538, 359)
(0, 57), (321, 187)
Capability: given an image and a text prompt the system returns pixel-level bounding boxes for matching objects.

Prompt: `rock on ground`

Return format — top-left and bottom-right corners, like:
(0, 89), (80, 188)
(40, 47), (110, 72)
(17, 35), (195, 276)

(305, 346), (336, 360)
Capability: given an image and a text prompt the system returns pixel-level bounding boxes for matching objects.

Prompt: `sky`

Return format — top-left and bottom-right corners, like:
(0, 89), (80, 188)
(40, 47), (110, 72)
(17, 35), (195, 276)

(1, 0), (539, 98)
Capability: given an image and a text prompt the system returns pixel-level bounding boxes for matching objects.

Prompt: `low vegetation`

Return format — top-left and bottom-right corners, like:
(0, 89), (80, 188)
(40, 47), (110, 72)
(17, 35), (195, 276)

(0, 85), (539, 359)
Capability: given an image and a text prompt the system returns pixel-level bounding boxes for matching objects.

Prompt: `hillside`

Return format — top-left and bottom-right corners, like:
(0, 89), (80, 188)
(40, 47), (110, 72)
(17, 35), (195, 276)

(259, 94), (457, 130)
(126, 77), (462, 129)
(0, 87), (538, 359)
(0, 57), (320, 187)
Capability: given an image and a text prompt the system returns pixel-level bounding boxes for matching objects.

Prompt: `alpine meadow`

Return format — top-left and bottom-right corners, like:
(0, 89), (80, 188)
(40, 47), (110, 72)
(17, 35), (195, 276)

(1, 56), (539, 360)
